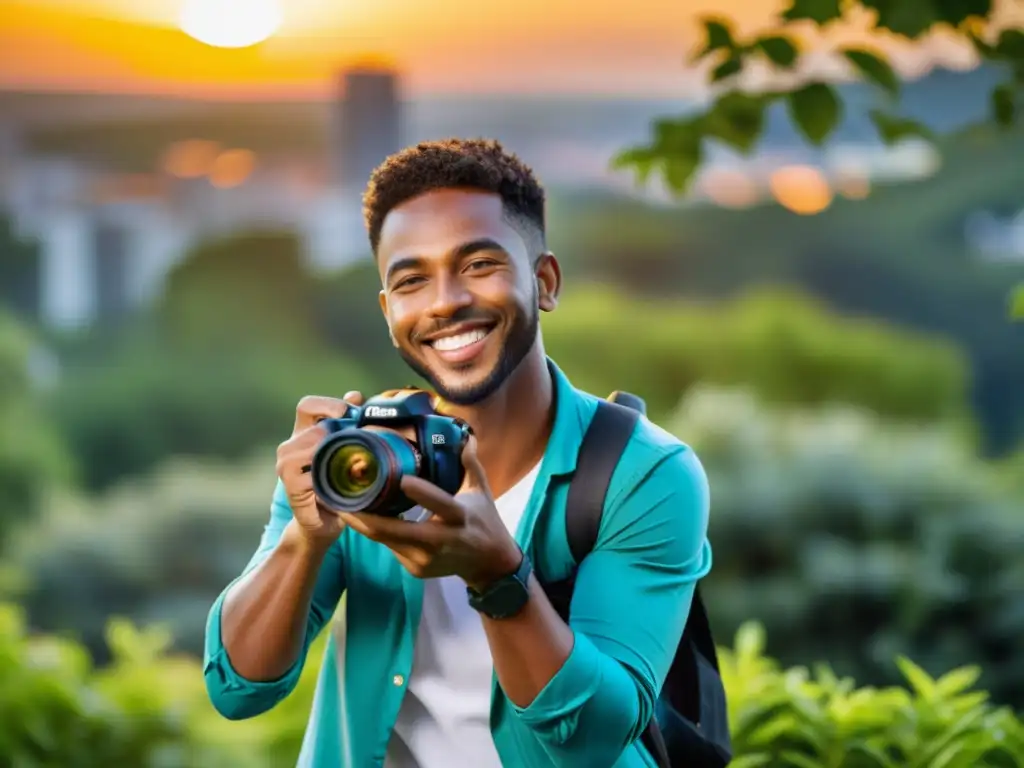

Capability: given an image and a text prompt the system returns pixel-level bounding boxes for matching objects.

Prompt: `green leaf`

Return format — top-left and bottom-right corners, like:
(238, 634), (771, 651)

(756, 35), (799, 68)
(610, 146), (659, 185)
(712, 54), (744, 82)
(694, 17), (737, 61)
(787, 82), (842, 145)
(869, 110), (935, 144)
(781, 0), (843, 24)
(843, 47), (900, 96)
(861, 0), (937, 38)
(932, 0), (992, 26)
(991, 83), (1016, 127)
(996, 28), (1024, 59)
(704, 91), (769, 153)
(1011, 284), (1024, 320)
(935, 665), (982, 698)
(662, 147), (704, 195)
(896, 655), (937, 700)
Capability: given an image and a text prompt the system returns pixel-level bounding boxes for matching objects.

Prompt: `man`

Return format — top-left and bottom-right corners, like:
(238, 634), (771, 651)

(204, 138), (712, 767)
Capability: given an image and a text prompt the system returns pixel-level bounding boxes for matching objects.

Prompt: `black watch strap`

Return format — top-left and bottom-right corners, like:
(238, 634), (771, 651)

(467, 551), (533, 619)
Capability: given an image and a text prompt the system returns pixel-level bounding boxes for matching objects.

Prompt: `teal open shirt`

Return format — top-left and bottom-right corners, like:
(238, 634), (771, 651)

(204, 360), (713, 767)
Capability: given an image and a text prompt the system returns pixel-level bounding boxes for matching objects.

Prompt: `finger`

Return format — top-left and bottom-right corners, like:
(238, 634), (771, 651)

(400, 476), (466, 524)
(294, 395), (355, 432)
(458, 435), (491, 496)
(342, 391), (365, 407)
(338, 511), (448, 547)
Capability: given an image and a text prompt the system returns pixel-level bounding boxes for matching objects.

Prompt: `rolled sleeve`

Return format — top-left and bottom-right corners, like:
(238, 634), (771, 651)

(203, 480), (345, 720)
(513, 443), (712, 764)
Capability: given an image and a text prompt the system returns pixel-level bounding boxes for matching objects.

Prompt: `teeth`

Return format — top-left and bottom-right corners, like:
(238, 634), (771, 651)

(432, 328), (489, 352)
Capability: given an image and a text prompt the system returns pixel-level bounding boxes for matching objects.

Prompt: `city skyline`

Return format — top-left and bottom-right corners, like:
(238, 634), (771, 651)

(0, 0), (1004, 99)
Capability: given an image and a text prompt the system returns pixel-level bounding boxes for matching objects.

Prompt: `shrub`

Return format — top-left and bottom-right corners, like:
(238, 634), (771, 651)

(1, 604), (1020, 767)
(723, 622), (1024, 767)
(7, 454), (281, 662)
(667, 385), (1024, 707)
(542, 286), (973, 428)
(0, 310), (74, 549)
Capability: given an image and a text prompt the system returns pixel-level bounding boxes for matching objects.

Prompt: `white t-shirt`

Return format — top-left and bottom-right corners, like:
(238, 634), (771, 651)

(384, 462), (542, 768)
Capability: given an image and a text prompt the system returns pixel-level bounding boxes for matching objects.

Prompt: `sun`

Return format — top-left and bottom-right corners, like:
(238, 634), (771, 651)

(179, 0), (283, 49)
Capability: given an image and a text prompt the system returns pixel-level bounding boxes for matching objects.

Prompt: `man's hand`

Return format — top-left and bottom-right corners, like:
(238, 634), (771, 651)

(276, 392), (364, 544)
(338, 435), (523, 590)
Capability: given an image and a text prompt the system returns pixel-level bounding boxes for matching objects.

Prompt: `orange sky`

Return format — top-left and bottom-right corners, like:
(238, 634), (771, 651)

(0, 0), (1005, 99)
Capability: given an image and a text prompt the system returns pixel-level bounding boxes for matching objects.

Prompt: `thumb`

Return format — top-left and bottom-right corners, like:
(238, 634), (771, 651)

(459, 434), (491, 496)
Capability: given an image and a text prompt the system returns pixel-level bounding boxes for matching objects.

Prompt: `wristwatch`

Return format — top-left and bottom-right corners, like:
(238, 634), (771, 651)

(466, 551), (533, 619)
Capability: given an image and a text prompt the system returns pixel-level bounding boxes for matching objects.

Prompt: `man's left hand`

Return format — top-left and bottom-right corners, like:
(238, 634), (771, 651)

(337, 436), (523, 592)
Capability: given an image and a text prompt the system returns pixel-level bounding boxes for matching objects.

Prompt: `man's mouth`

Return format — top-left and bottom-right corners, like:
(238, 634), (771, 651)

(429, 327), (491, 352)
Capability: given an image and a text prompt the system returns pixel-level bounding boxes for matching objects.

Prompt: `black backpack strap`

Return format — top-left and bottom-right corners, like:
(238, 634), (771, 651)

(565, 399), (642, 562)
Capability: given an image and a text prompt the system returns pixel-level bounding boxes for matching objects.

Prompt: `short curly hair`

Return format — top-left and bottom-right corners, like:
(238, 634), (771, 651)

(362, 138), (546, 254)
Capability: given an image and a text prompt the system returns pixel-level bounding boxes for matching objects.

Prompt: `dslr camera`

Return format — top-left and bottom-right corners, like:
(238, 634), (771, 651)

(311, 389), (472, 517)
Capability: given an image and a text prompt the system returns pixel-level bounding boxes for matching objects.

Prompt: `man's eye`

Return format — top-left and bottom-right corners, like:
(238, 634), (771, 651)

(467, 259), (497, 271)
(394, 276), (425, 290)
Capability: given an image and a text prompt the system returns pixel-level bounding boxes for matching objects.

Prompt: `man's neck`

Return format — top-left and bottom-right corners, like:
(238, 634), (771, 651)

(449, 347), (554, 499)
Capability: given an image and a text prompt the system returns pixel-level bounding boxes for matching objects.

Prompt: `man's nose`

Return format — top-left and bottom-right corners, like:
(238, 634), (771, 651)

(427, 275), (473, 318)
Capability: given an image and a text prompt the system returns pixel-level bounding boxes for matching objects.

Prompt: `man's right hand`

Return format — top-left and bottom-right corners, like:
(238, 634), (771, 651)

(276, 392), (365, 543)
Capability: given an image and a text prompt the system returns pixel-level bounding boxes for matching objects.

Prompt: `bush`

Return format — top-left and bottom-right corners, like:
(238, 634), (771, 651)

(1, 605), (1020, 767)
(542, 286), (973, 428)
(667, 385), (1024, 707)
(7, 454), (282, 662)
(0, 310), (74, 549)
(723, 622), (1024, 767)
(46, 347), (377, 491)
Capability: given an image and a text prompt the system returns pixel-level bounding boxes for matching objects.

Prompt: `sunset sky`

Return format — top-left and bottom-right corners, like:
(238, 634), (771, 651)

(0, 0), (1005, 99)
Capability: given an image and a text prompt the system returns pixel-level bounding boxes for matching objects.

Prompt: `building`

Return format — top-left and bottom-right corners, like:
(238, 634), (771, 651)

(0, 63), (405, 330)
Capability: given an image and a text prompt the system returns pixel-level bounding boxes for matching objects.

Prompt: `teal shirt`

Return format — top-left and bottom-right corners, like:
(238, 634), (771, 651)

(204, 361), (713, 767)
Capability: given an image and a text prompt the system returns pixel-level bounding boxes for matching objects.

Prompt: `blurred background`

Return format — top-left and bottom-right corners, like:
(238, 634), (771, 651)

(0, 0), (1023, 765)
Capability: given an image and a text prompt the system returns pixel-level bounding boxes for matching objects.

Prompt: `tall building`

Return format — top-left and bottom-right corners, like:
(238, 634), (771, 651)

(334, 64), (403, 190)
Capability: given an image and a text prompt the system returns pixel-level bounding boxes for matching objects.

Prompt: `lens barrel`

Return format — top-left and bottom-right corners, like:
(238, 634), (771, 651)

(311, 429), (420, 516)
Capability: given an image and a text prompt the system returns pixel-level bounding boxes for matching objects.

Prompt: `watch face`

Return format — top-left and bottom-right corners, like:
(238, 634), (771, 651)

(480, 579), (529, 619)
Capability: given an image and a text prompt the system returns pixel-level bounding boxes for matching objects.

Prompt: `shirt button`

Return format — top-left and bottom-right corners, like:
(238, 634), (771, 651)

(393, 674), (405, 687)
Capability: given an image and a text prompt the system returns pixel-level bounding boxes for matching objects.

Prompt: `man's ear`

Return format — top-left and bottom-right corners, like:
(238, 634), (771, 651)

(379, 290), (398, 347)
(535, 252), (561, 312)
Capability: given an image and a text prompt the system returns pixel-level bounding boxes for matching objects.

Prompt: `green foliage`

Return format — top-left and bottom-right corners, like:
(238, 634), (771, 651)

(667, 385), (1024, 707)
(723, 622), (1024, 767)
(158, 229), (320, 356)
(45, 345), (375, 492)
(1012, 284), (1024, 319)
(0, 310), (74, 549)
(5, 454), (277, 660)
(615, 6), (1022, 193)
(543, 285), (971, 426)
(2, 603), (1020, 767)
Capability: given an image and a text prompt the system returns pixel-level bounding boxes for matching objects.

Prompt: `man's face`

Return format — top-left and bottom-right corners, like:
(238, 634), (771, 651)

(376, 189), (558, 406)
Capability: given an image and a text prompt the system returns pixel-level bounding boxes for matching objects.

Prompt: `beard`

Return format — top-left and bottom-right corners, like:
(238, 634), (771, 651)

(398, 300), (539, 407)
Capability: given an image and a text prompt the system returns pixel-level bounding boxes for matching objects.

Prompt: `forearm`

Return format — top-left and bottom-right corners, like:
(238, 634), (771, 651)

(221, 520), (333, 681)
(481, 575), (574, 707)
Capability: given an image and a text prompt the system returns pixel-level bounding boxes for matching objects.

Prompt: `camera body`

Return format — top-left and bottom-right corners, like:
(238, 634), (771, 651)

(311, 389), (472, 517)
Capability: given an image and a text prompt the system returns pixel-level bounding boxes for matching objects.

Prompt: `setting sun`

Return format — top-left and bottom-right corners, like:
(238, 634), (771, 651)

(178, 0), (283, 49)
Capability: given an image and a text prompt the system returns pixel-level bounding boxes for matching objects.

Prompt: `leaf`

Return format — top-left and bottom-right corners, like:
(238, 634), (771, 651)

(861, 0), (937, 38)
(712, 54), (744, 82)
(896, 656), (937, 700)
(935, 665), (982, 698)
(843, 47), (900, 96)
(610, 146), (658, 185)
(756, 35), (799, 68)
(869, 110), (935, 144)
(1011, 284), (1024, 320)
(991, 82), (1016, 127)
(662, 150), (704, 194)
(787, 82), (842, 145)
(694, 17), (737, 61)
(932, 0), (992, 26)
(996, 28), (1024, 59)
(704, 91), (769, 153)
(781, 0), (843, 24)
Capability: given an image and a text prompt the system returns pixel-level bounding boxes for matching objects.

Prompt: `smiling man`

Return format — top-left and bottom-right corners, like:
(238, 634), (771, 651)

(203, 138), (713, 767)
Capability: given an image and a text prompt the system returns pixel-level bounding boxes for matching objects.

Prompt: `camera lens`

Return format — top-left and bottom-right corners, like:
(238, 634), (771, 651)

(327, 444), (380, 499)
(312, 429), (420, 516)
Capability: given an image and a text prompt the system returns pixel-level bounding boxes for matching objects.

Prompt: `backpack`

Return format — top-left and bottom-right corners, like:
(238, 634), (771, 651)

(538, 392), (732, 768)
